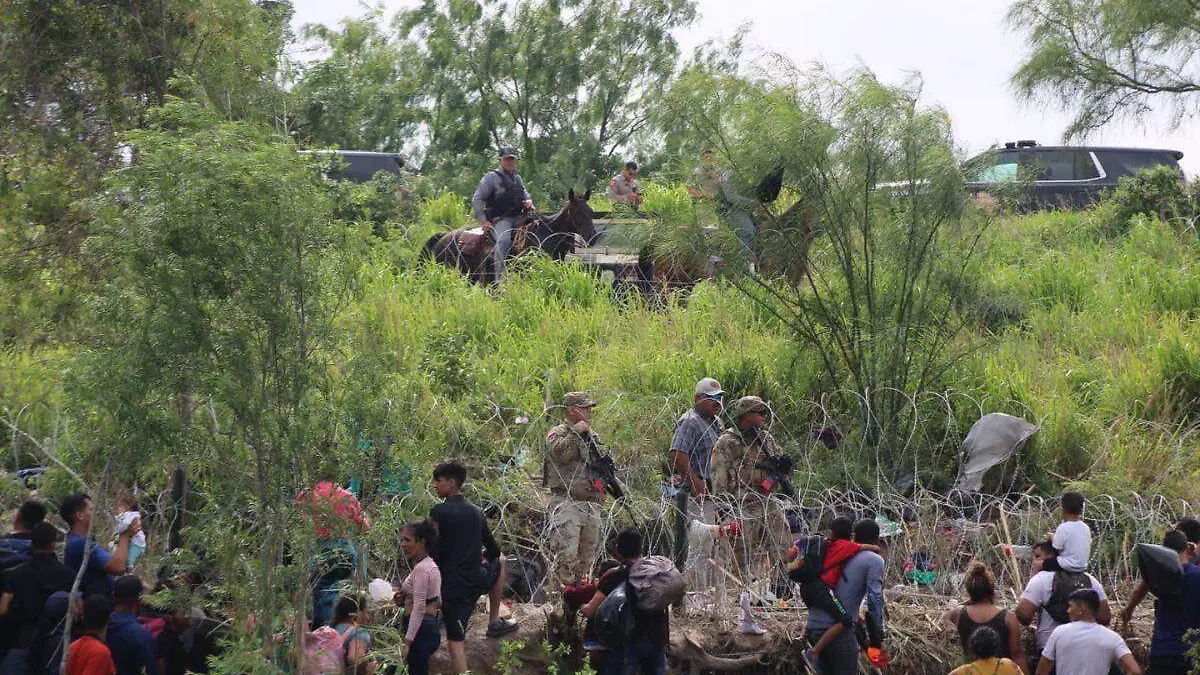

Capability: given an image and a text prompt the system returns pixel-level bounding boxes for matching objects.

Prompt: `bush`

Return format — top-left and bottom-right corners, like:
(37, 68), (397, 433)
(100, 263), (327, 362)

(1097, 165), (1193, 236)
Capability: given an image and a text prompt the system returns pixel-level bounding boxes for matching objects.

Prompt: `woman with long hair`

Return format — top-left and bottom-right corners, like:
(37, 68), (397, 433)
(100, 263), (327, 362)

(396, 518), (442, 675)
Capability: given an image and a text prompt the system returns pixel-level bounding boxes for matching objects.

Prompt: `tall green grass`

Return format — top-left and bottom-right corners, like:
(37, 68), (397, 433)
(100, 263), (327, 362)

(2, 190), (1197, 499)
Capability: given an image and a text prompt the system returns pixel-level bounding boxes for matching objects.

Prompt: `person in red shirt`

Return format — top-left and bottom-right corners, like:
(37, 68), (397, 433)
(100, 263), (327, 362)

(296, 470), (371, 628)
(68, 594), (116, 675)
(792, 516), (882, 674)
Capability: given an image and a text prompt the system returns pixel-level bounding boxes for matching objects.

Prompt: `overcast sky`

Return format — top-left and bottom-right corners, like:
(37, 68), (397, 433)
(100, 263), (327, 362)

(289, 0), (1200, 173)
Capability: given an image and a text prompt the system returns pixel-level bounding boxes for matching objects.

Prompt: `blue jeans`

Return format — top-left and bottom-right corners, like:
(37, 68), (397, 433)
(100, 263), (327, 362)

(312, 539), (358, 628)
(406, 615), (441, 675)
(720, 207), (756, 257)
(808, 624), (860, 674)
(0, 648), (27, 675)
(606, 637), (666, 675)
(492, 216), (519, 281)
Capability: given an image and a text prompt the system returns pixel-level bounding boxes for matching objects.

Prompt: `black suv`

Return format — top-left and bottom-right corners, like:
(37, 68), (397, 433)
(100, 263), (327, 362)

(299, 150), (404, 183)
(964, 141), (1184, 209)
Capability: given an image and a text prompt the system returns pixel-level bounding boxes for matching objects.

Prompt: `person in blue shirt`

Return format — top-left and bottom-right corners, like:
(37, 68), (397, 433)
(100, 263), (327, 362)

(60, 493), (141, 594)
(1119, 528), (1200, 675)
(107, 575), (157, 675)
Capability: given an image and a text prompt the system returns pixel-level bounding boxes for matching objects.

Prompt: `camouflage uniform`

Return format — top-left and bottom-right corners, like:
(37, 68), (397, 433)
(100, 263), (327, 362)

(544, 392), (605, 588)
(710, 397), (791, 580)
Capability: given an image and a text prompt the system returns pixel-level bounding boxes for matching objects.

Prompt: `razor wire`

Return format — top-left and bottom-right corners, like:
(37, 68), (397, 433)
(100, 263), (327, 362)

(11, 385), (1193, 607)
(329, 387), (1196, 601)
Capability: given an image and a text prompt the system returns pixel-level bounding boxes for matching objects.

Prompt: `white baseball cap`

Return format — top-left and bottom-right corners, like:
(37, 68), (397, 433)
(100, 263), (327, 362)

(694, 377), (724, 396)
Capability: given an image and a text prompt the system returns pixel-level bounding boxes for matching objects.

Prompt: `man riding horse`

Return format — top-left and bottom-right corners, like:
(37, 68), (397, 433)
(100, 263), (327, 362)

(472, 146), (535, 283)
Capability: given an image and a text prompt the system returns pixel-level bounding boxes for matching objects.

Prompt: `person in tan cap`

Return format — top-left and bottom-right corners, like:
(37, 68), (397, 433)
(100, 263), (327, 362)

(711, 395), (791, 584)
(544, 391), (607, 589)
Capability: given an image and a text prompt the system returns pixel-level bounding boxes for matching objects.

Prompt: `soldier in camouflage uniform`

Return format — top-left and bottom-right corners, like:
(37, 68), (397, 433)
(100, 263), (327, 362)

(544, 391), (607, 589)
(710, 396), (792, 582)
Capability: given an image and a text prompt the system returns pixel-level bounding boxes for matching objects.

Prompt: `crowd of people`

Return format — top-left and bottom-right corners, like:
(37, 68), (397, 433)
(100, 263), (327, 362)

(1, 378), (1196, 675)
(0, 495), (221, 675)
(540, 379), (1199, 675)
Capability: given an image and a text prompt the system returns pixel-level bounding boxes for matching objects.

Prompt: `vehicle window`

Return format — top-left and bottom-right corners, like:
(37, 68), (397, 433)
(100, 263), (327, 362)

(1074, 151), (1100, 179)
(1021, 150), (1068, 180)
(972, 151), (1018, 182)
(1094, 150), (1181, 178)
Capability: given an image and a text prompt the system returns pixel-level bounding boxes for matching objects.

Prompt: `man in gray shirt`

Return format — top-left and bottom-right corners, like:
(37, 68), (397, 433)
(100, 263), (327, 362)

(471, 146), (534, 282)
(806, 518), (888, 674)
(668, 377), (724, 592)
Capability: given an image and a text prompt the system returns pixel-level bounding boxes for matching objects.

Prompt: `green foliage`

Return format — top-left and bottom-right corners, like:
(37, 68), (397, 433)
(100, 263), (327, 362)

(352, 0), (699, 196)
(1095, 165), (1197, 236)
(291, 11), (424, 152)
(496, 639), (526, 675)
(0, 472), (23, 505)
(656, 62), (985, 477)
(65, 97), (351, 654)
(1009, 0), (1200, 138)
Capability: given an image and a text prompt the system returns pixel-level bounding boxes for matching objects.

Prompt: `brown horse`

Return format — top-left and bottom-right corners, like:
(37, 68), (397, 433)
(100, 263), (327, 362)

(616, 197), (818, 299)
(421, 190), (596, 283)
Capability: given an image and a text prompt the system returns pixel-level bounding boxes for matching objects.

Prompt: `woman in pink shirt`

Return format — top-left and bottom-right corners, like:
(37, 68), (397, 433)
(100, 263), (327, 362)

(397, 518), (442, 675)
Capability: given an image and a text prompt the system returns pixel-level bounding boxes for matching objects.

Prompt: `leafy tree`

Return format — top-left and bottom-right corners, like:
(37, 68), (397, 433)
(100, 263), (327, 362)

(291, 10), (425, 152)
(387, 0), (696, 196)
(75, 98), (351, 649)
(0, 0), (292, 346)
(1009, 0), (1200, 138)
(657, 61), (988, 481)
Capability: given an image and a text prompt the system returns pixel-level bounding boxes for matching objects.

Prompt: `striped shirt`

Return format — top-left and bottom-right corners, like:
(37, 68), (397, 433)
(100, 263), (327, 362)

(400, 556), (441, 642)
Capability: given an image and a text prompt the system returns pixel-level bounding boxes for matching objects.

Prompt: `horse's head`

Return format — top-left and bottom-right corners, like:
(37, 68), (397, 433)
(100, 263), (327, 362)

(564, 188), (597, 246)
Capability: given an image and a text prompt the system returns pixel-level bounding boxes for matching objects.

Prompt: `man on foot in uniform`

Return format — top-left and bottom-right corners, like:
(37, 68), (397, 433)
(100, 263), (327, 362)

(544, 392), (607, 590)
(710, 395), (791, 583)
(471, 146), (535, 283)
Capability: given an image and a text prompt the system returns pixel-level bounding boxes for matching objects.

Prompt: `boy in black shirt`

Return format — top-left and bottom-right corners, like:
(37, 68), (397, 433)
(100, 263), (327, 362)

(429, 461), (517, 673)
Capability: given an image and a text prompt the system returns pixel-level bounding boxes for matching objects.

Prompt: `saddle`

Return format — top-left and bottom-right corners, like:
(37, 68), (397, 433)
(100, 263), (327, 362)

(454, 227), (493, 257)
(453, 215), (539, 258)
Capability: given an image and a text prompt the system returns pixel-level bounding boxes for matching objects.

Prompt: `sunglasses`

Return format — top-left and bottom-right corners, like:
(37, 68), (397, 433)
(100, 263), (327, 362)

(701, 393), (724, 401)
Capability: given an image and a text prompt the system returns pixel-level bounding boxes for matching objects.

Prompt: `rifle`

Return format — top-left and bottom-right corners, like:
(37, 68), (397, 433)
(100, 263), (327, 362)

(583, 435), (637, 522)
(754, 452), (797, 500)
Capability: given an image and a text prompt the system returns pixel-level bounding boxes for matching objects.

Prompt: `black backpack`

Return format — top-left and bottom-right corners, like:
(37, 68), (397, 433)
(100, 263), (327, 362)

(1044, 571), (1091, 623)
(595, 580), (636, 648)
(786, 535), (829, 584)
(1135, 543), (1184, 606)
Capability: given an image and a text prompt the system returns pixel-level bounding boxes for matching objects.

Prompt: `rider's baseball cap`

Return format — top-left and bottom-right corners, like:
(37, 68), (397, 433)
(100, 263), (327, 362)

(499, 146), (519, 158)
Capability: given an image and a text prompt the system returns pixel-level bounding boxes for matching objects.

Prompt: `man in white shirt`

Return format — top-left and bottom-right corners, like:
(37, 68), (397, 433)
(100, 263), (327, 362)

(1016, 541), (1111, 661)
(1036, 589), (1140, 675)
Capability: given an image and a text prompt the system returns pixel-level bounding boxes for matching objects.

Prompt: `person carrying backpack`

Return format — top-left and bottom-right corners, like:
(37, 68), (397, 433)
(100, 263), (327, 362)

(581, 529), (670, 675)
(788, 515), (883, 674)
(1016, 541), (1111, 670)
(1118, 529), (1200, 675)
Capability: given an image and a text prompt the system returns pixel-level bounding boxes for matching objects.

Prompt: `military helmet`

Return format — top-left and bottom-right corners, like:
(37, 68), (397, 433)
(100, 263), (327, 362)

(562, 391), (597, 408)
(729, 395), (769, 419)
